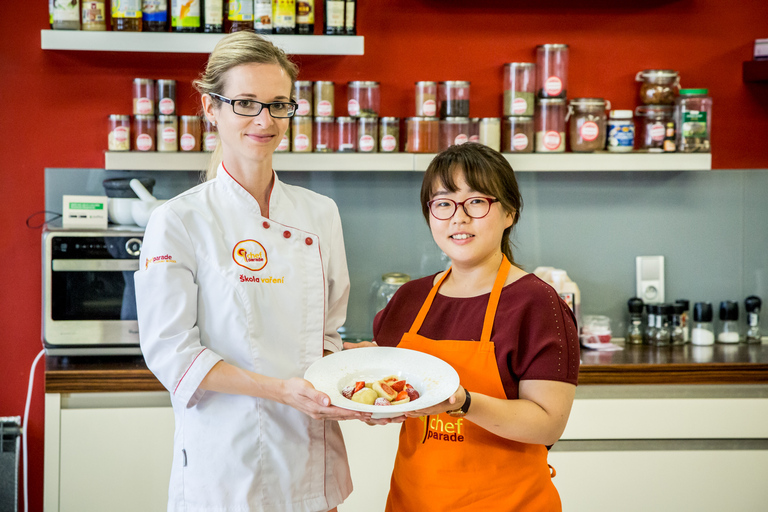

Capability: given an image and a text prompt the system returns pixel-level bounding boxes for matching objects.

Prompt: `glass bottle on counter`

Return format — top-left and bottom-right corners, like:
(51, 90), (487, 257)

(324, 0), (345, 35)
(691, 302), (715, 346)
(203, 0), (224, 33)
(675, 299), (690, 343)
(272, 0), (296, 34)
(143, 0), (168, 31)
(670, 303), (685, 345)
(112, 0), (142, 31)
(676, 89), (712, 153)
(717, 301), (740, 343)
(172, 0), (201, 32)
(745, 296), (762, 344)
(644, 304), (657, 344)
(53, 0), (81, 30)
(296, 1), (315, 34)
(653, 304), (672, 346)
(626, 297), (644, 345)
(81, 1), (107, 31)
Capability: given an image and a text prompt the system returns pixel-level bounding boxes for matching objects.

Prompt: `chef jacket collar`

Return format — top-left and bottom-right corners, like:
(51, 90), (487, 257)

(218, 162), (282, 219)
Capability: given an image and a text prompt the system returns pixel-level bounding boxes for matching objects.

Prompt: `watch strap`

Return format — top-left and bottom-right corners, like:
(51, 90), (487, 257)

(447, 388), (471, 417)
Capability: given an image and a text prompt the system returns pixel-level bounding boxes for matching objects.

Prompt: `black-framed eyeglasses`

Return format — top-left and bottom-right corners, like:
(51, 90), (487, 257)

(427, 197), (500, 220)
(209, 93), (298, 118)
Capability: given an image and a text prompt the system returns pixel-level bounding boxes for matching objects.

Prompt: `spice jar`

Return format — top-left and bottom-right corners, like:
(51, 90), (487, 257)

(626, 298), (645, 345)
(468, 118), (480, 143)
(81, 1), (107, 31)
(276, 123), (291, 152)
(314, 117), (335, 153)
(635, 70), (680, 105)
(675, 89), (712, 153)
(202, 118), (218, 152)
(405, 117), (439, 153)
(502, 116), (534, 153)
(745, 296), (762, 344)
(635, 105), (674, 152)
(379, 117), (400, 153)
(156, 79), (177, 116)
(294, 80), (313, 117)
(567, 98), (609, 152)
(108, 115), (131, 151)
(157, 115), (178, 152)
(504, 63), (535, 117)
(314, 81), (335, 117)
(133, 115), (156, 152)
(645, 304), (657, 344)
(478, 118), (501, 151)
(675, 299), (690, 343)
(438, 81), (470, 118)
(439, 117), (470, 151)
(535, 98), (565, 152)
(347, 81), (380, 118)
(671, 303), (686, 345)
(358, 117), (378, 153)
(415, 81), (438, 117)
(652, 304), (672, 346)
(179, 116), (201, 152)
(691, 302), (715, 346)
(607, 110), (635, 152)
(292, 116), (313, 153)
(133, 79), (155, 116)
(536, 44), (568, 99)
(717, 301), (740, 344)
(336, 116), (357, 152)
(112, 1), (142, 31)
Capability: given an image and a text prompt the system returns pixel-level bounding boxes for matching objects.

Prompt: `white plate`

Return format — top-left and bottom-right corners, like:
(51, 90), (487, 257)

(304, 346), (460, 419)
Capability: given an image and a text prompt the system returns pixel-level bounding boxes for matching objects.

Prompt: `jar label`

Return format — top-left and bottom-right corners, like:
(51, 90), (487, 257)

(277, 134), (290, 152)
(608, 122), (635, 148)
(423, 99), (436, 116)
(180, 133), (196, 151)
(454, 134), (468, 145)
(136, 98), (152, 115)
(544, 76), (563, 96)
(136, 133), (153, 151)
(650, 122), (666, 142)
(159, 98), (175, 115)
(469, 135), (479, 143)
(682, 111), (707, 137)
(82, 2), (106, 23)
(297, 99), (311, 116)
(381, 134), (396, 152)
(359, 134), (375, 152)
(513, 133), (529, 151)
(162, 127), (177, 143)
(347, 99), (360, 116)
(294, 134), (310, 151)
(317, 100), (332, 116)
(513, 97), (528, 115)
(544, 130), (561, 150)
(204, 133), (218, 151)
(580, 121), (599, 142)
(113, 126), (129, 143)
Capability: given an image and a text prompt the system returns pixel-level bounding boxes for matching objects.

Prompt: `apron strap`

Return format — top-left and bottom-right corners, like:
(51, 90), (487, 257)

(480, 256), (512, 342)
(407, 268), (453, 335)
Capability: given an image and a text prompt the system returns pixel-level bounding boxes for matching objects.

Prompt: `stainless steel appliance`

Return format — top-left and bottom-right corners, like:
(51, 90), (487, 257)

(43, 228), (144, 355)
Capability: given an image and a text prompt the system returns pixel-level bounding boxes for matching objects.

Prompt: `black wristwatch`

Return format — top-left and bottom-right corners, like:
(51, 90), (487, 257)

(447, 388), (471, 417)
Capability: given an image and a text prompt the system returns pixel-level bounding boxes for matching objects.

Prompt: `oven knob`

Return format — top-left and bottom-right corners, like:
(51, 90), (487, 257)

(125, 238), (143, 257)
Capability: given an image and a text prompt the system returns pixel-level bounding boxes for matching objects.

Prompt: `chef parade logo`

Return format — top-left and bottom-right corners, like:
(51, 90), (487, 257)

(233, 240), (268, 271)
(420, 415), (466, 444)
(145, 254), (176, 269)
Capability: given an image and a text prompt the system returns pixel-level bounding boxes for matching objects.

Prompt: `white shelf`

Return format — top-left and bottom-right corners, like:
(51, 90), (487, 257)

(104, 151), (713, 172)
(40, 30), (364, 55)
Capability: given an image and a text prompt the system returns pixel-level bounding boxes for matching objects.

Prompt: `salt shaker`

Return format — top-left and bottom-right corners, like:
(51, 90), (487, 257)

(717, 301), (740, 344)
(745, 296), (762, 344)
(691, 302), (715, 346)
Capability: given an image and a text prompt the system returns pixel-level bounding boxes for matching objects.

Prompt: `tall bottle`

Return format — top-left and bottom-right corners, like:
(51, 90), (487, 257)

(82, 1), (107, 31)
(254, 0), (273, 34)
(53, 0), (81, 30)
(344, 0), (356, 35)
(272, 0), (296, 34)
(143, 0), (168, 32)
(296, 0), (314, 34)
(626, 298), (644, 345)
(324, 0), (344, 35)
(112, 0), (143, 31)
(745, 296), (762, 344)
(228, 0), (254, 32)
(172, 0), (201, 32)
(204, 0), (224, 32)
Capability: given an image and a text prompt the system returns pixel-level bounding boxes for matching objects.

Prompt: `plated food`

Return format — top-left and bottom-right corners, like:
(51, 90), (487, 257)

(341, 376), (421, 406)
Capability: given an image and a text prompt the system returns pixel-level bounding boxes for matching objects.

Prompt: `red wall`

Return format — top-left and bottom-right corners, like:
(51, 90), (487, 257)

(1, 1), (767, 509)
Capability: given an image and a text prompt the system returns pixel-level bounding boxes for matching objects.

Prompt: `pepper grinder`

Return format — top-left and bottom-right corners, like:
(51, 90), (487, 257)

(626, 298), (644, 345)
(745, 296), (762, 344)
(691, 302), (715, 346)
(670, 303), (685, 345)
(675, 299), (690, 343)
(653, 304), (672, 346)
(717, 301), (740, 344)
(644, 304), (657, 344)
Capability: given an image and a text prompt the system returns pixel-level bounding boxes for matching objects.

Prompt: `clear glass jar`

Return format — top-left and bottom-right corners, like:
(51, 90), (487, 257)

(607, 110), (635, 152)
(536, 44), (568, 99)
(567, 98), (609, 152)
(675, 89), (712, 153)
(358, 117), (378, 153)
(203, 118), (219, 152)
(314, 81), (335, 117)
(504, 63), (535, 116)
(635, 69), (680, 105)
(717, 301), (740, 344)
(336, 116), (357, 152)
(294, 80), (313, 117)
(292, 116), (313, 152)
(745, 296), (762, 344)
(691, 302), (715, 346)
(276, 123), (291, 152)
(468, 118), (480, 143)
(406, 117), (440, 153)
(371, 273), (411, 318)
(676, 299), (690, 343)
(133, 78), (155, 116)
(635, 105), (674, 152)
(502, 116), (534, 153)
(478, 118), (501, 151)
(179, 115), (201, 152)
(157, 115), (178, 152)
(379, 117), (400, 153)
(535, 98), (565, 152)
(156, 79), (177, 116)
(133, 115), (156, 152)
(415, 81), (438, 117)
(439, 117), (470, 151)
(347, 81), (380, 118)
(653, 304), (672, 346)
(626, 298), (645, 345)
(108, 115), (131, 151)
(645, 304), (657, 344)
(438, 81), (470, 118)
(314, 117), (335, 153)
(671, 303), (686, 345)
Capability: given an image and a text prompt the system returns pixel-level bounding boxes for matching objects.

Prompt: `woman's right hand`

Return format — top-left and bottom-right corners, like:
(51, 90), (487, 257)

(280, 377), (371, 422)
(342, 341), (377, 350)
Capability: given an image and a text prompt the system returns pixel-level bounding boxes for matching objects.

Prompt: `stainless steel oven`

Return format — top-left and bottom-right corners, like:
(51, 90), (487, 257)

(43, 228), (144, 355)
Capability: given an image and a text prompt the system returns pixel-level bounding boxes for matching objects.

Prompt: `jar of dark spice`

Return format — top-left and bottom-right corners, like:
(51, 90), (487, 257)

(379, 117), (400, 153)
(358, 117), (378, 153)
(502, 116), (534, 153)
(415, 81), (438, 117)
(405, 117), (439, 153)
(635, 70), (680, 105)
(292, 116), (313, 152)
(336, 116), (357, 152)
(314, 117), (335, 153)
(294, 80), (313, 117)
(133, 115), (156, 152)
(347, 81), (380, 118)
(179, 116), (201, 151)
(567, 98), (609, 153)
(438, 81), (470, 118)
(536, 44), (568, 99)
(439, 117), (470, 151)
(635, 105), (674, 152)
(314, 81), (335, 117)
(504, 63), (535, 117)
(156, 79), (177, 116)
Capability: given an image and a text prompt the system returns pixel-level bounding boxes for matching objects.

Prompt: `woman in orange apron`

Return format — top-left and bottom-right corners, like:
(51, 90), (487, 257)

(347, 143), (579, 511)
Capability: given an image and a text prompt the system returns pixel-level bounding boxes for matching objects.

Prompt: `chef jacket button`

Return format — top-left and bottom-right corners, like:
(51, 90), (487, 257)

(262, 221), (270, 229)
(305, 237), (313, 246)
(283, 230), (291, 239)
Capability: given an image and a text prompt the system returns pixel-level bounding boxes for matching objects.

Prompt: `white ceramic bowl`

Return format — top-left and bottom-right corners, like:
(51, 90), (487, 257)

(131, 199), (166, 227)
(304, 346), (460, 419)
(108, 198), (139, 225)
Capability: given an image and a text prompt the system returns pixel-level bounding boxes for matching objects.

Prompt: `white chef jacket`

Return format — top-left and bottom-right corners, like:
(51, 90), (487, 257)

(135, 164), (352, 512)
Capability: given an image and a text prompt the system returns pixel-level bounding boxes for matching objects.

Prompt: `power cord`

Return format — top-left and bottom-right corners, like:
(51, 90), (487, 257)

(22, 349), (45, 512)
(25, 211), (62, 229)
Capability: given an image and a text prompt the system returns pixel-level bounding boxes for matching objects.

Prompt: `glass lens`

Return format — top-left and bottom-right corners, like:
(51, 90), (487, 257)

(269, 102), (297, 118)
(233, 100), (263, 116)
(430, 199), (456, 219)
(464, 197), (491, 217)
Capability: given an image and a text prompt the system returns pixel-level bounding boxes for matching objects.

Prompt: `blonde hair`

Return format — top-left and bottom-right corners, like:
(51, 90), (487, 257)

(193, 31), (299, 180)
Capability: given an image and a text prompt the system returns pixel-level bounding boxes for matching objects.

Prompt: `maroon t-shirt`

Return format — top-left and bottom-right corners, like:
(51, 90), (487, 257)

(373, 273), (580, 399)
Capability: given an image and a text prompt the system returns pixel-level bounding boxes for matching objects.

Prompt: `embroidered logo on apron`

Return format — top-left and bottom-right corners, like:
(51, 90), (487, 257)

(232, 240), (268, 271)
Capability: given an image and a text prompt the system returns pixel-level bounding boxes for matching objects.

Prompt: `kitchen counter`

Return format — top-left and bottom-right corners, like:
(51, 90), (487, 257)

(45, 343), (768, 392)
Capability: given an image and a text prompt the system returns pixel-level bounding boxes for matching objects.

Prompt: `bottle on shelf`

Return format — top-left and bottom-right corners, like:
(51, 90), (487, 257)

(81, 1), (107, 31)
(272, 0), (296, 34)
(204, 0), (224, 33)
(626, 297), (645, 345)
(112, 0), (143, 31)
(745, 296), (762, 344)
(253, 0), (272, 34)
(53, 0), (81, 30)
(324, 0), (345, 35)
(344, 0), (356, 35)
(172, 0), (201, 32)
(296, 0), (314, 34)
(143, 0), (169, 32)
(228, 0), (254, 32)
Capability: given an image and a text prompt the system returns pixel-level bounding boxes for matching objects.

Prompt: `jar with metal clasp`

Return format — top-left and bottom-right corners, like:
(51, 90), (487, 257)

(371, 273), (411, 320)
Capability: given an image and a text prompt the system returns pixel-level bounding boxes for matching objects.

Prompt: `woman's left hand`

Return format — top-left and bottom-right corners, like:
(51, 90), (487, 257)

(342, 341), (377, 350)
(405, 385), (465, 418)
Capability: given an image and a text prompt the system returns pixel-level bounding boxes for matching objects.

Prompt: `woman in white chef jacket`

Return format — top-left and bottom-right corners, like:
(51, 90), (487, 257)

(134, 31), (368, 512)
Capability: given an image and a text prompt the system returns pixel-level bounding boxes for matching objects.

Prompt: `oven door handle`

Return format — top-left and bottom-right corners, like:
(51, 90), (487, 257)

(51, 259), (140, 271)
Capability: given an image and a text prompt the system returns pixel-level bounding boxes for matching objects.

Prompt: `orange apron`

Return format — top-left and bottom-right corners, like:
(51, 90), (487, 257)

(387, 257), (561, 512)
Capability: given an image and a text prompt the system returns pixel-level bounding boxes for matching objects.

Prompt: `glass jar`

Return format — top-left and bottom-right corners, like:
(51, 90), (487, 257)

(653, 304), (672, 347)
(405, 117), (439, 153)
(745, 296), (762, 344)
(502, 116), (534, 153)
(336, 116), (357, 152)
(671, 303), (686, 345)
(133, 79), (155, 116)
(691, 302), (715, 346)
(439, 117), (470, 151)
(676, 299), (690, 343)
(347, 81), (380, 118)
(415, 81), (438, 117)
(635, 105), (674, 152)
(438, 81), (470, 118)
(371, 272), (411, 318)
(112, 0), (142, 31)
(358, 117), (378, 153)
(717, 301), (740, 344)
(314, 117), (335, 153)
(157, 115), (178, 152)
(645, 304), (657, 344)
(53, 0), (81, 30)
(292, 116), (313, 152)
(626, 297), (645, 345)
(179, 116), (201, 151)
(294, 80), (313, 117)
(276, 123), (291, 152)
(535, 98), (565, 152)
(202, 118), (219, 152)
(675, 89), (712, 153)
(108, 115), (131, 151)
(607, 110), (635, 152)
(156, 79), (177, 116)
(314, 81), (335, 117)
(478, 118), (501, 151)
(536, 44), (568, 99)
(133, 115), (156, 152)
(636, 69), (680, 105)
(567, 98), (609, 152)
(468, 118), (480, 143)
(503, 63), (535, 116)
(82, 1), (107, 31)
(379, 117), (400, 153)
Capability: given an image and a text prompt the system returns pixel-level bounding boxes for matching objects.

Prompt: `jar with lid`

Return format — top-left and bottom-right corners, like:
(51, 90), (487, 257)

(53, 0), (80, 30)
(567, 98), (609, 152)
(81, 1), (107, 31)
(202, 118), (219, 152)
(347, 81), (380, 118)
(439, 117), (470, 151)
(314, 81), (335, 117)
(143, 0), (168, 32)
(371, 273), (411, 318)
(112, 1), (142, 31)
(276, 123), (291, 152)
(379, 117), (400, 153)
(675, 89), (712, 153)
(438, 81), (470, 118)
(675, 299), (690, 343)
(626, 298), (644, 345)
(644, 304), (657, 344)
(636, 70), (680, 105)
(652, 304), (672, 346)
(405, 117), (439, 153)
(535, 98), (565, 152)
(717, 301), (740, 343)
(468, 118), (480, 143)
(133, 115), (156, 152)
(294, 81), (313, 117)
(156, 80), (177, 116)
(179, 116), (201, 151)
(691, 302), (715, 346)
(670, 303), (686, 345)
(415, 81), (438, 117)
(157, 115), (178, 152)
(314, 117), (335, 153)
(502, 116), (533, 153)
(336, 117), (357, 152)
(478, 118), (501, 151)
(635, 105), (673, 152)
(504, 63), (535, 117)
(745, 296), (762, 344)
(292, 116), (313, 152)
(536, 44), (568, 99)
(108, 115), (131, 151)
(133, 79), (155, 116)
(358, 117), (378, 153)
(607, 110), (635, 152)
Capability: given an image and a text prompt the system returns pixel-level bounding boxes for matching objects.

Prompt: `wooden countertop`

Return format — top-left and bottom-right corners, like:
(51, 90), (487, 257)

(45, 344), (768, 393)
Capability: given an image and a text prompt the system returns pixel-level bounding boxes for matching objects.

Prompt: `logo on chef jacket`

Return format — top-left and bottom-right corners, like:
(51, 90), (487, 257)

(419, 415), (466, 444)
(145, 254), (176, 269)
(233, 240), (268, 271)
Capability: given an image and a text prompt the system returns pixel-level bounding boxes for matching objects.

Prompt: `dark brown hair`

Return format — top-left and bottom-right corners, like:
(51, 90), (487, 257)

(420, 143), (523, 266)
